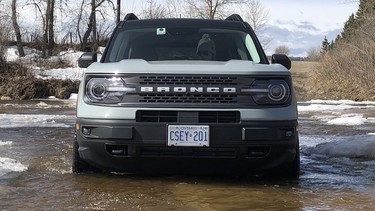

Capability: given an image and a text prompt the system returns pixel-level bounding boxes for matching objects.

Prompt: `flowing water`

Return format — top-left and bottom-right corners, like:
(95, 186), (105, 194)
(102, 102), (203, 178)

(0, 99), (374, 210)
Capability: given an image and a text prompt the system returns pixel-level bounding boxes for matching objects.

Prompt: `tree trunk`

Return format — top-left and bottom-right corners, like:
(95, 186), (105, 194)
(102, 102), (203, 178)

(116, 0), (121, 24)
(47, 0), (55, 56)
(92, 5), (98, 52)
(11, 0), (25, 57)
(81, 0), (95, 51)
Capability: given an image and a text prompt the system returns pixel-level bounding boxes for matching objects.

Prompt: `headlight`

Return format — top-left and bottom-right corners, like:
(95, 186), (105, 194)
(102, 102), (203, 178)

(85, 77), (135, 104)
(242, 80), (290, 105)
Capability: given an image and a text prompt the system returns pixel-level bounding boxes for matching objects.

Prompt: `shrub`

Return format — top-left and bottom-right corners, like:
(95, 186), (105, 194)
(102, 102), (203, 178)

(0, 63), (79, 100)
(307, 18), (375, 101)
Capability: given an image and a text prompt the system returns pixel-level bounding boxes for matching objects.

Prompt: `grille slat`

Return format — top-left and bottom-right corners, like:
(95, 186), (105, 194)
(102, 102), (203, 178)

(136, 111), (240, 123)
(139, 75), (238, 85)
(139, 94), (237, 104)
(140, 147), (236, 158)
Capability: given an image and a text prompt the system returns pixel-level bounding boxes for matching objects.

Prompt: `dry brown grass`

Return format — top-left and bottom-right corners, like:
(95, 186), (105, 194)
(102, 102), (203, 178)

(0, 63), (79, 100)
(300, 18), (375, 101)
(290, 61), (318, 101)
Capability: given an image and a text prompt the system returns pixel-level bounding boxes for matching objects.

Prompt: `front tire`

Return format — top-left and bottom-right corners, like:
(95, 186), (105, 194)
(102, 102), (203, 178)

(72, 139), (99, 173)
(281, 137), (300, 179)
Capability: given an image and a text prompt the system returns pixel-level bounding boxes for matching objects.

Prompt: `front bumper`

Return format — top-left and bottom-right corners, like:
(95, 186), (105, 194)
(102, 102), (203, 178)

(75, 118), (298, 174)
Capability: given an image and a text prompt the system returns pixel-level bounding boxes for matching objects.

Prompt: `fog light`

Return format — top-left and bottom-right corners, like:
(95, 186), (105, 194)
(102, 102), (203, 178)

(285, 130), (293, 137)
(82, 127), (91, 135)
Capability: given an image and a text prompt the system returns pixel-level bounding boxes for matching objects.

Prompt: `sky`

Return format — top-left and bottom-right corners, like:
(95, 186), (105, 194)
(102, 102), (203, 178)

(253, 0), (358, 57)
(120, 0), (359, 56)
(260, 0), (359, 56)
(262, 0), (358, 32)
(7, 0), (359, 57)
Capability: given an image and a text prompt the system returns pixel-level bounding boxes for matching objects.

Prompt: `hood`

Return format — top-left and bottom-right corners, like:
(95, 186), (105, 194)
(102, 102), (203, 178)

(85, 59), (291, 76)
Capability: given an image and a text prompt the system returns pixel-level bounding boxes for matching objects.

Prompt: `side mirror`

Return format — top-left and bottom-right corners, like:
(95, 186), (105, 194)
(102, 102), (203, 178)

(78, 52), (97, 68)
(271, 54), (291, 70)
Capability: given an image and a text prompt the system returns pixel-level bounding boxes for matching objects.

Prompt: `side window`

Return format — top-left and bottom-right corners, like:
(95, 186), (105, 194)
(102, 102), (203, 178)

(108, 31), (130, 62)
(244, 34), (260, 63)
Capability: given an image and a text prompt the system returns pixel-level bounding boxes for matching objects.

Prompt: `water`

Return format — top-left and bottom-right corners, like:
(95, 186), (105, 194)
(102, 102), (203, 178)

(0, 99), (374, 210)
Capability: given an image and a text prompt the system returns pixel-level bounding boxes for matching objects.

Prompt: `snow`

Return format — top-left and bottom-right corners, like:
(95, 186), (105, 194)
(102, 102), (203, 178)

(4, 45), (87, 81)
(303, 135), (375, 159)
(5, 46), (40, 63)
(327, 114), (368, 126)
(298, 100), (375, 112)
(298, 101), (375, 126)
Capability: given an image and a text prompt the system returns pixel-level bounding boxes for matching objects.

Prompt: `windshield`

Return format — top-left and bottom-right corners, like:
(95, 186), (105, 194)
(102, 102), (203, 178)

(105, 27), (261, 63)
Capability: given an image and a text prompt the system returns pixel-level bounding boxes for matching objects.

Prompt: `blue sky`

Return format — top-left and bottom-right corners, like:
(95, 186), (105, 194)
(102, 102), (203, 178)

(260, 0), (359, 56)
(263, 0), (358, 31)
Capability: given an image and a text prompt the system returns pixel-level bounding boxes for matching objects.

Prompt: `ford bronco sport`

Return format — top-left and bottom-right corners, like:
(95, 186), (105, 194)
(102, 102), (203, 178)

(73, 13), (300, 178)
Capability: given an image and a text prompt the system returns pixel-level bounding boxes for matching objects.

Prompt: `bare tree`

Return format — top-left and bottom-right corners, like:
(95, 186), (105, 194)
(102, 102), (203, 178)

(27, 0), (56, 58)
(242, 0), (270, 49)
(0, 13), (13, 68)
(141, 0), (169, 19)
(80, 0), (115, 52)
(116, 0), (120, 23)
(46, 0), (55, 56)
(166, 0), (185, 18)
(274, 45), (290, 55)
(306, 47), (321, 61)
(186, 0), (247, 19)
(243, 0), (268, 35)
(11, 0), (25, 57)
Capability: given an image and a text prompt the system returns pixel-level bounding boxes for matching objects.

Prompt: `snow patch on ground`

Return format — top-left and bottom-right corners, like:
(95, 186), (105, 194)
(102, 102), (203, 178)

(327, 114), (368, 126)
(298, 100), (375, 112)
(303, 135), (375, 159)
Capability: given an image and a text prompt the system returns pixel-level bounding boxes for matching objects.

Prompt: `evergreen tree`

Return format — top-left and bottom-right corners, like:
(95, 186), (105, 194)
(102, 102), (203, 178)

(340, 13), (358, 42)
(322, 0), (375, 50)
(356, 0), (375, 21)
(321, 36), (331, 54)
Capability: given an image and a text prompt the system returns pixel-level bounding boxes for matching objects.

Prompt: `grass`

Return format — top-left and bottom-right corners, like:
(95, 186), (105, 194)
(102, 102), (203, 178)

(290, 61), (318, 101)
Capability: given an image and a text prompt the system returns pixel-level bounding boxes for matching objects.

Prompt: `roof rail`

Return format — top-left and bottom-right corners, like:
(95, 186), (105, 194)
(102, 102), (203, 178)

(124, 13), (139, 21)
(225, 14), (243, 22)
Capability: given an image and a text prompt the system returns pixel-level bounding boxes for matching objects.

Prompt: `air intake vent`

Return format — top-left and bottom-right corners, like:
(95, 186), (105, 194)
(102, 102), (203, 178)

(139, 94), (237, 104)
(139, 75), (238, 85)
(136, 111), (240, 123)
(199, 111), (240, 123)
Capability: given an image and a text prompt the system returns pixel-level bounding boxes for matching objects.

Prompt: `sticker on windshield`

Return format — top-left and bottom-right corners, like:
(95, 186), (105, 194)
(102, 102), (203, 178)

(157, 28), (166, 35)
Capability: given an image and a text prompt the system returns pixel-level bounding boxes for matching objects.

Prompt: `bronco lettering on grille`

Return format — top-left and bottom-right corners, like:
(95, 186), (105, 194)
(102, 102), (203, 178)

(140, 87), (236, 93)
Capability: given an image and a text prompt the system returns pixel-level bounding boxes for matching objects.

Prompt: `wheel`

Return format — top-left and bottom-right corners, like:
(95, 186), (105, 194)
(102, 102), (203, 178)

(72, 138), (99, 173)
(266, 137), (300, 179)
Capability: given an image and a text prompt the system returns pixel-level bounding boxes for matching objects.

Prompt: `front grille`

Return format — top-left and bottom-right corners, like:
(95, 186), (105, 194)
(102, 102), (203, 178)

(136, 111), (178, 122)
(116, 74), (260, 107)
(139, 94), (237, 104)
(139, 76), (238, 85)
(136, 111), (240, 123)
(140, 147), (236, 158)
(199, 111), (240, 123)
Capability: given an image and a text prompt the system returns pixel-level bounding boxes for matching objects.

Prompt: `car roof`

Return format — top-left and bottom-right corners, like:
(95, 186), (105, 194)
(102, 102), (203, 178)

(119, 18), (251, 31)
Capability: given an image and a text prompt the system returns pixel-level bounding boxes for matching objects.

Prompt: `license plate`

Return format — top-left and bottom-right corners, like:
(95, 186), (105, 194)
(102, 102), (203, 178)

(167, 125), (209, 147)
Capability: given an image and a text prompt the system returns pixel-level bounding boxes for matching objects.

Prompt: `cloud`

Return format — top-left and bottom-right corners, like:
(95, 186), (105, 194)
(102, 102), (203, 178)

(264, 22), (342, 56)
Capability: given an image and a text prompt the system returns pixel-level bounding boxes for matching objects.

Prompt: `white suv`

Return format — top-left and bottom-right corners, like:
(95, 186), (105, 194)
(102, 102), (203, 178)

(73, 13), (300, 178)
